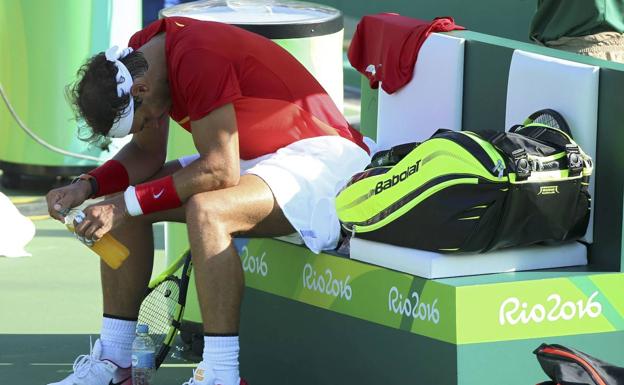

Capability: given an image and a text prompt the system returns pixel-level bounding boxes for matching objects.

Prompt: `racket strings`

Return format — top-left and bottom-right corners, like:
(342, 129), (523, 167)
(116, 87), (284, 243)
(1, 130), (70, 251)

(138, 278), (181, 350)
(533, 113), (560, 129)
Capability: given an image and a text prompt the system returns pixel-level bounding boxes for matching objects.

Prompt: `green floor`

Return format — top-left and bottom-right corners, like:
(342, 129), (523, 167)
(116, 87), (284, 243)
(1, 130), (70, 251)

(0, 178), (197, 384)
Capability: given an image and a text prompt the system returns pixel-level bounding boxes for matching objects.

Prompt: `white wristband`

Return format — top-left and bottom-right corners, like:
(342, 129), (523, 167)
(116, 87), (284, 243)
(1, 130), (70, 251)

(123, 186), (144, 216)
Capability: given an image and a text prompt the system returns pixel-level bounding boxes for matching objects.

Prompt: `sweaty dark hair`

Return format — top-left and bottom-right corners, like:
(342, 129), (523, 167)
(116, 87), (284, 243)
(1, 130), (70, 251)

(66, 50), (148, 143)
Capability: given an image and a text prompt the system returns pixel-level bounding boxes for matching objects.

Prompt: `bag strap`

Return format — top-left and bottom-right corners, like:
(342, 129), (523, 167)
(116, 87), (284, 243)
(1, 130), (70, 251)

(481, 131), (532, 180)
(514, 124), (572, 150)
(508, 124), (524, 133)
(390, 142), (420, 160)
(566, 144), (584, 177)
(368, 142), (420, 168)
(486, 129), (586, 179)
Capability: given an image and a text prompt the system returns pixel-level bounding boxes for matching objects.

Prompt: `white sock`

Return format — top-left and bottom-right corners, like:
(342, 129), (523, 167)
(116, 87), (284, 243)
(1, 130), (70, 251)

(203, 336), (240, 385)
(100, 316), (136, 368)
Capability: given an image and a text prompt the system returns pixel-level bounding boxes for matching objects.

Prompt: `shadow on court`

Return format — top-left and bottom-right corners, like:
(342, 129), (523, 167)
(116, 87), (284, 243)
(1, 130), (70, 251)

(0, 334), (195, 385)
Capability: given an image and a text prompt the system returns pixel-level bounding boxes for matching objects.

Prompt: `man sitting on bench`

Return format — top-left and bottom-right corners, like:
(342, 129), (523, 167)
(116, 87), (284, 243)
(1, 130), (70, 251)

(45, 16), (369, 385)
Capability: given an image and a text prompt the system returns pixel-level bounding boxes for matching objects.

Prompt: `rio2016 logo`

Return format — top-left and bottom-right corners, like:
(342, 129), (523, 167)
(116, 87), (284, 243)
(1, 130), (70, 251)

(499, 291), (602, 325)
(388, 287), (440, 324)
(239, 246), (268, 277)
(302, 263), (352, 300)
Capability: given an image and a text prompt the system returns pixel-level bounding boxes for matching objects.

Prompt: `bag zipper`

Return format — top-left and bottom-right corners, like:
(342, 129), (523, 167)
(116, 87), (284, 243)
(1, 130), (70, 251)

(492, 159), (505, 178)
(432, 131), (506, 177)
(539, 346), (608, 385)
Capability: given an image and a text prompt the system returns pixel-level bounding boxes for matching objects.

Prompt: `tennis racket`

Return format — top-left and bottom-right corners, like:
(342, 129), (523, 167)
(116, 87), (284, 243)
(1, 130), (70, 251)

(523, 108), (573, 136)
(138, 249), (193, 369)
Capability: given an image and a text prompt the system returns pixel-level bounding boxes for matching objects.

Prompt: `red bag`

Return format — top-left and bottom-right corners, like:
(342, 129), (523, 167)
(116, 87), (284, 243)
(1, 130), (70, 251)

(534, 343), (624, 385)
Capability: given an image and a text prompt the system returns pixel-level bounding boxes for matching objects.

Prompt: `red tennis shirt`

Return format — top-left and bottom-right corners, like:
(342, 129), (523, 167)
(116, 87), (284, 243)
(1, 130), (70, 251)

(128, 16), (368, 160)
(348, 14), (464, 94)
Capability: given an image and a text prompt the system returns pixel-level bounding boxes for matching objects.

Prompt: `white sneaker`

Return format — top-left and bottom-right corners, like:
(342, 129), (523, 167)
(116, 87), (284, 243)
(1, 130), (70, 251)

(182, 361), (247, 385)
(47, 338), (131, 385)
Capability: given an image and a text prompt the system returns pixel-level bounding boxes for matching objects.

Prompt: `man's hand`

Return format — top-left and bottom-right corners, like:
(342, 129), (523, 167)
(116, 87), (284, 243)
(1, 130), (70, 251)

(74, 194), (128, 243)
(46, 181), (92, 221)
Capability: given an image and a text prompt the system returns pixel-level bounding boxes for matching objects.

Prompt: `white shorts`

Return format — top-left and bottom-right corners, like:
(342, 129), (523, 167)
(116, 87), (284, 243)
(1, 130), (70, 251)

(178, 136), (371, 253)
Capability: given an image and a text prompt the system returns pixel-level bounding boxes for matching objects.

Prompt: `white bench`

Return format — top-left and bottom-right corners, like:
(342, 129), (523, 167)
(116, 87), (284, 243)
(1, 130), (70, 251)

(350, 36), (599, 278)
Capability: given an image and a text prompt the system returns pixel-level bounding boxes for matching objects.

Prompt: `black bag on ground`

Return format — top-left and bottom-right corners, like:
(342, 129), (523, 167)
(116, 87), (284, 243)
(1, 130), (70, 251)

(335, 109), (593, 253)
(534, 343), (624, 385)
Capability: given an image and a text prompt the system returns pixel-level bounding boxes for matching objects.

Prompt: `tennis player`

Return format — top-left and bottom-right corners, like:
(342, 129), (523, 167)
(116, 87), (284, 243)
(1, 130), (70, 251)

(45, 16), (369, 385)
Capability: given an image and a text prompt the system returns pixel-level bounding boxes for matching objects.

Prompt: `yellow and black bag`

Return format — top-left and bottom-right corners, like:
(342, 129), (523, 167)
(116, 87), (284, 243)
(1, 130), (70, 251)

(336, 110), (593, 253)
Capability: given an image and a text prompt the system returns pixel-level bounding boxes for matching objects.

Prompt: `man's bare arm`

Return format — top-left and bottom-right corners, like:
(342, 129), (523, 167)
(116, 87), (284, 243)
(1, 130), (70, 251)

(113, 115), (170, 185)
(172, 103), (240, 200)
(46, 115), (170, 220)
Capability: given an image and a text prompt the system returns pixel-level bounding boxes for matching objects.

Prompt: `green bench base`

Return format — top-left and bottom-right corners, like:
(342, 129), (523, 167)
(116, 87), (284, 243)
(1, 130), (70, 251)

(179, 238), (624, 385)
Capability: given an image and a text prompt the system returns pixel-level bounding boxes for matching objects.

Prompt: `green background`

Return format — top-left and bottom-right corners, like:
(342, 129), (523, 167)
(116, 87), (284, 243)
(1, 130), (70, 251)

(0, 1), (139, 168)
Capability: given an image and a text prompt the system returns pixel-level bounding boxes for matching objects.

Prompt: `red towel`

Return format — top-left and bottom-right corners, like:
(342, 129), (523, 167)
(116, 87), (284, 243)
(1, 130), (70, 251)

(348, 13), (465, 94)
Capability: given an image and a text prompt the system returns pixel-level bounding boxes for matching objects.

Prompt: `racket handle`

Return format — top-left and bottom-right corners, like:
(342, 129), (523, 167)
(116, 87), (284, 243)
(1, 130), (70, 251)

(64, 209), (130, 269)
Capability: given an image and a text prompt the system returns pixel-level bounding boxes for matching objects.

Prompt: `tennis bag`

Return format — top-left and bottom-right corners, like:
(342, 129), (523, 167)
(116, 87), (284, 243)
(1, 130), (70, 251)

(336, 110), (593, 253)
(534, 343), (624, 385)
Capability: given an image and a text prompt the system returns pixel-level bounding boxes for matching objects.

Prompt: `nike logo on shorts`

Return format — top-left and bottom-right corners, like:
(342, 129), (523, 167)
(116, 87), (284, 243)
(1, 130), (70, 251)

(153, 188), (165, 199)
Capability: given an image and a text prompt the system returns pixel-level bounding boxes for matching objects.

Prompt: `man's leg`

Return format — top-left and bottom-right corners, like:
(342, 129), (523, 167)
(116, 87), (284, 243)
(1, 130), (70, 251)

(47, 162), (189, 385)
(98, 161), (187, 367)
(101, 208), (186, 317)
(184, 174), (294, 384)
(185, 173), (293, 332)
(98, 162), (292, 385)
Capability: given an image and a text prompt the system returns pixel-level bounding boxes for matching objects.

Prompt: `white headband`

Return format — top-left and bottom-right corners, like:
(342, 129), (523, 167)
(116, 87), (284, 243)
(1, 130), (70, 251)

(105, 46), (135, 138)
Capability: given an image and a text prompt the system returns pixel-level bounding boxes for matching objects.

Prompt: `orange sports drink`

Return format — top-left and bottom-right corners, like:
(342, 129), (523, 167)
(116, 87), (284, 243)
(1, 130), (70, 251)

(64, 209), (130, 269)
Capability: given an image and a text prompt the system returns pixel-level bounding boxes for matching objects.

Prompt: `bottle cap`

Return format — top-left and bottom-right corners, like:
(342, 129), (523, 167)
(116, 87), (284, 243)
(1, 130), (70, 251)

(137, 324), (149, 334)
(64, 209), (85, 227)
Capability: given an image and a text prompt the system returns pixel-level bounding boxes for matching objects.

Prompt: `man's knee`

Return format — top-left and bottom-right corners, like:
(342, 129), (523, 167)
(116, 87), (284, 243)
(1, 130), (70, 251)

(185, 193), (229, 235)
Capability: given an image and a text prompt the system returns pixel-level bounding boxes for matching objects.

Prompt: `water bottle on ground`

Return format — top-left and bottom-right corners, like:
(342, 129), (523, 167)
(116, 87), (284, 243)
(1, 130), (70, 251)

(132, 324), (156, 385)
(64, 209), (130, 269)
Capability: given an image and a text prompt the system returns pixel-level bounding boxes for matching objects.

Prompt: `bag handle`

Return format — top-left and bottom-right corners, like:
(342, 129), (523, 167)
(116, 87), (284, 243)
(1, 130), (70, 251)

(513, 124), (572, 149)
(368, 141), (420, 168)
(486, 131), (585, 179)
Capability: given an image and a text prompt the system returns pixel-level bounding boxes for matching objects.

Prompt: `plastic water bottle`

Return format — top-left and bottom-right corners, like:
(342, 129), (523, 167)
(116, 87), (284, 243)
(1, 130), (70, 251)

(64, 209), (130, 269)
(131, 324), (155, 385)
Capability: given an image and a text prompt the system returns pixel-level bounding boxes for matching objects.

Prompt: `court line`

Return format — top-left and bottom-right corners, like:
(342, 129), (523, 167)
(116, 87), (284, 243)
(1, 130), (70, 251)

(28, 214), (50, 221)
(9, 197), (40, 205)
(160, 363), (196, 368)
(28, 363), (195, 368)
